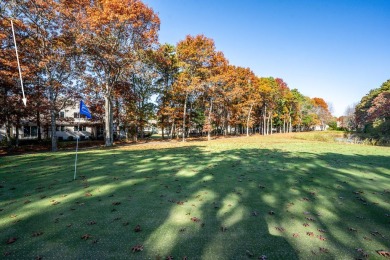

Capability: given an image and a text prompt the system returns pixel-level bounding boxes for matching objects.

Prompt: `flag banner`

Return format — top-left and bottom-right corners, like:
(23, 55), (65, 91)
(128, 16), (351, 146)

(80, 100), (92, 119)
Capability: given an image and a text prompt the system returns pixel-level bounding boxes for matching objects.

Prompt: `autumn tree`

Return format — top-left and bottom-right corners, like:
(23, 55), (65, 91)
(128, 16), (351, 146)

(5, 0), (81, 151)
(176, 34), (216, 141)
(355, 80), (390, 135)
(74, 0), (160, 146)
(149, 43), (179, 139)
(312, 97), (332, 130)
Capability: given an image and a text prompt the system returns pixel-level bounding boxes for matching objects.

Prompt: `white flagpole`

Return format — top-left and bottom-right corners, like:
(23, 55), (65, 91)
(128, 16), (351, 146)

(74, 109), (81, 180)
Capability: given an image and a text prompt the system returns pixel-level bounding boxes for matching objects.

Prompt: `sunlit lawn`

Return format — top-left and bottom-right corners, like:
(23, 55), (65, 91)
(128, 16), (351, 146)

(0, 133), (389, 259)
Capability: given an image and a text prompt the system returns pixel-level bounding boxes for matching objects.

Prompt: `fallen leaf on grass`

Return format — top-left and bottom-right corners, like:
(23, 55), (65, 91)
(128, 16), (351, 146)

(24, 200), (31, 204)
(251, 211), (258, 216)
(275, 227), (285, 232)
(293, 233), (299, 238)
(87, 221), (96, 225)
(123, 222), (129, 226)
(221, 226), (227, 232)
(190, 217), (200, 222)
(376, 250), (390, 257)
(134, 225), (141, 232)
(246, 250), (254, 257)
(258, 255), (267, 260)
(6, 237), (17, 244)
(179, 228), (186, 232)
(81, 234), (91, 240)
(348, 227), (357, 232)
(319, 247), (329, 253)
(85, 192), (92, 197)
(317, 229), (326, 233)
(166, 256), (173, 260)
(305, 217), (315, 222)
(112, 202), (121, 206)
(176, 201), (184, 205)
(131, 244), (143, 253)
(356, 248), (369, 258)
(317, 235), (326, 241)
(371, 231), (385, 238)
(303, 223), (310, 227)
(306, 232), (314, 237)
(32, 231), (43, 237)
(268, 211), (275, 215)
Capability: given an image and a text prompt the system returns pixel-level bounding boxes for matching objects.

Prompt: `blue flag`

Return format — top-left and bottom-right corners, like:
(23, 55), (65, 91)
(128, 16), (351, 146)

(80, 100), (92, 119)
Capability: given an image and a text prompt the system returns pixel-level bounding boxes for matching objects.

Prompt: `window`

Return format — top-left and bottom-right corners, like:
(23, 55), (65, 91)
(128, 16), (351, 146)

(59, 111), (65, 118)
(74, 112), (86, 119)
(61, 126), (65, 132)
(74, 126), (86, 131)
(24, 126), (38, 137)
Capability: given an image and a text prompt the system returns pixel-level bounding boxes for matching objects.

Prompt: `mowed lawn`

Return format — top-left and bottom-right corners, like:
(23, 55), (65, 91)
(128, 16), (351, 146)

(0, 134), (389, 259)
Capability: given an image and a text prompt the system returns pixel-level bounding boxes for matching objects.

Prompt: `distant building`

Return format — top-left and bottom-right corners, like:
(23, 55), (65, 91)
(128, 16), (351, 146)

(0, 105), (103, 141)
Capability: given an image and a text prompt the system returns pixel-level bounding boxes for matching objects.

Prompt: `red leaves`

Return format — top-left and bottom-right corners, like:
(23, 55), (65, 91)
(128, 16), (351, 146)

(131, 244), (143, 253)
(376, 250), (390, 257)
(317, 235), (326, 241)
(190, 217), (200, 222)
(6, 237), (17, 244)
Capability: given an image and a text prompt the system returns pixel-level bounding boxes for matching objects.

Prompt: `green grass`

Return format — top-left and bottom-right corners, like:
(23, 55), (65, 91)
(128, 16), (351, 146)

(0, 134), (389, 259)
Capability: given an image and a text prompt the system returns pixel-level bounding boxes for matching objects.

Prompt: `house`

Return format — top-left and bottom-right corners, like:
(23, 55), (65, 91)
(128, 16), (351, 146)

(0, 105), (103, 142)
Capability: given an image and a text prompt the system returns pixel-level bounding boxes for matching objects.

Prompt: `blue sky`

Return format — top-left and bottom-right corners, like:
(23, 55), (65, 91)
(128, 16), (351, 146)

(143, 0), (390, 116)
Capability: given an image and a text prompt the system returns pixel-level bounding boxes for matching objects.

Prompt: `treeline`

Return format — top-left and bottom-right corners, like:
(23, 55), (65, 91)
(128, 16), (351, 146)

(0, 0), (333, 151)
(341, 80), (389, 137)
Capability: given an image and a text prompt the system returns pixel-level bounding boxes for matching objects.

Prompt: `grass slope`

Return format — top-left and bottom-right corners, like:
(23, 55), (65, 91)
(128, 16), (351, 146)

(0, 134), (389, 259)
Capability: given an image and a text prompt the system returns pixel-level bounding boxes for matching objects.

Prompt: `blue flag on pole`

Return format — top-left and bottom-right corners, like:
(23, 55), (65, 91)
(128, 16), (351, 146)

(80, 100), (92, 119)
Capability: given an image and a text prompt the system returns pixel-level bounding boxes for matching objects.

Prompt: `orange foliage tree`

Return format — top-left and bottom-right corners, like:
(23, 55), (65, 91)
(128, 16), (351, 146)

(73, 0), (160, 146)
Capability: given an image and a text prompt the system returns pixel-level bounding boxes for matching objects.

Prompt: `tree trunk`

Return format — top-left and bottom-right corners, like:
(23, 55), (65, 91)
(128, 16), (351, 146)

(37, 110), (42, 141)
(49, 86), (57, 152)
(15, 116), (20, 147)
(104, 94), (113, 146)
(182, 92), (188, 142)
(50, 108), (57, 152)
(263, 106), (267, 135)
(207, 99), (213, 141)
(246, 103), (253, 136)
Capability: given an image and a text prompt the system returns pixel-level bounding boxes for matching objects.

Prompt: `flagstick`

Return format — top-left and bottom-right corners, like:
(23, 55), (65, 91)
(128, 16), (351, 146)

(74, 112), (80, 180)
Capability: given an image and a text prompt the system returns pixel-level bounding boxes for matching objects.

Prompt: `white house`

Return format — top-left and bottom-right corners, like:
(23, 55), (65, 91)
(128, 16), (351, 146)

(0, 105), (103, 142)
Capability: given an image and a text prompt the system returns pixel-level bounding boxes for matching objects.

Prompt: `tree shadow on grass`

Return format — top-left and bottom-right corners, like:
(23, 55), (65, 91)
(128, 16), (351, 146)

(0, 145), (389, 259)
